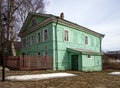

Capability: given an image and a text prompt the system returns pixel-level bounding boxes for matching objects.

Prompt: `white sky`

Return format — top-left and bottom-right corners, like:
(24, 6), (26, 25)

(45, 0), (120, 51)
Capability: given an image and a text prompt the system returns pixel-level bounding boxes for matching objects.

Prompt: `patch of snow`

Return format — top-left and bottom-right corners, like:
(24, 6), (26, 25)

(5, 73), (76, 81)
(117, 59), (120, 63)
(109, 72), (120, 75)
(0, 66), (10, 71)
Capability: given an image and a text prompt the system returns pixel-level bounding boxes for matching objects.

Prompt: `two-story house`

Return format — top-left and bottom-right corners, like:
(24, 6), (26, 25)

(19, 12), (104, 71)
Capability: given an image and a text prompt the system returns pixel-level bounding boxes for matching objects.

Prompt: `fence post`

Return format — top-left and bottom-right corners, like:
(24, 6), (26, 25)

(18, 56), (20, 70)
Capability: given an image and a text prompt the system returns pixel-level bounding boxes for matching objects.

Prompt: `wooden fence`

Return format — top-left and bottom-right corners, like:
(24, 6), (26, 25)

(5, 56), (52, 70)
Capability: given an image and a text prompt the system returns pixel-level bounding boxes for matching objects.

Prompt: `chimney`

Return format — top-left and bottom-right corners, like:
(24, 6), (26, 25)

(60, 12), (64, 19)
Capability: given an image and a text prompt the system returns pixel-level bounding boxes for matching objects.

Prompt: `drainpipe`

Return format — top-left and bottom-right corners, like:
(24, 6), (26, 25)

(55, 17), (59, 70)
(100, 38), (102, 53)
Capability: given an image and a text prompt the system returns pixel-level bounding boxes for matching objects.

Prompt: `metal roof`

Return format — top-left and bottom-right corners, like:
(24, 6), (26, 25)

(67, 48), (103, 55)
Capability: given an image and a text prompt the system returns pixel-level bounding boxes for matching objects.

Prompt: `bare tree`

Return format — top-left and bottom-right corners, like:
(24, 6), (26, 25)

(0, 0), (45, 56)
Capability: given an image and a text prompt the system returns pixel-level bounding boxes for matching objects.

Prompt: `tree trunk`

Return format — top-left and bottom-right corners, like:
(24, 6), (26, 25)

(11, 41), (16, 56)
(10, 0), (16, 56)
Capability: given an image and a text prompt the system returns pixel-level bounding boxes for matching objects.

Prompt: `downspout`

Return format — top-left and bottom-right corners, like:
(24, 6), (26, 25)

(100, 38), (102, 53)
(55, 17), (59, 70)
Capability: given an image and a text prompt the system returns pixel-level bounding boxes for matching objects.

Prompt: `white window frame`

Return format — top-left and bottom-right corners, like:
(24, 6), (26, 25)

(85, 36), (88, 44)
(87, 54), (92, 59)
(43, 29), (48, 42)
(64, 30), (69, 41)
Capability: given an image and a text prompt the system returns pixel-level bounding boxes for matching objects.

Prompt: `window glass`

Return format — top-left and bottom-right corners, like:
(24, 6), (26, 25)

(38, 32), (41, 43)
(87, 55), (91, 59)
(64, 30), (69, 41)
(44, 29), (48, 42)
(85, 36), (88, 44)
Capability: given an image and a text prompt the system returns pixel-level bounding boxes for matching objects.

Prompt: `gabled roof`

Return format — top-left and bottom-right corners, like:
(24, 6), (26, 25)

(19, 12), (104, 38)
(19, 12), (58, 35)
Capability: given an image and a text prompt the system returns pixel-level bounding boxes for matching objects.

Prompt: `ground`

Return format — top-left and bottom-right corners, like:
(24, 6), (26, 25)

(0, 70), (120, 88)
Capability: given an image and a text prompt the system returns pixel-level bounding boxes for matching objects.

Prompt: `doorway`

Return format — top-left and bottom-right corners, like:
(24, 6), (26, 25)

(71, 55), (78, 70)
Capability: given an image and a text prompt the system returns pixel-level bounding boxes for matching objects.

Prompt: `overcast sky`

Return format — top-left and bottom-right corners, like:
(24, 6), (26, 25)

(45, 0), (120, 51)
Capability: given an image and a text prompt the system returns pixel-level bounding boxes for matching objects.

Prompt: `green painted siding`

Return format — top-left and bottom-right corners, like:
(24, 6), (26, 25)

(20, 14), (103, 71)
(52, 22), (102, 71)
(27, 16), (47, 29)
(21, 23), (53, 57)
(82, 55), (102, 71)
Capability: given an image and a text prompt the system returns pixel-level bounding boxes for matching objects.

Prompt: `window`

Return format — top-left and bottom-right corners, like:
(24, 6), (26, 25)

(87, 55), (91, 59)
(31, 19), (36, 26)
(44, 51), (48, 56)
(37, 32), (41, 43)
(23, 38), (26, 48)
(64, 30), (69, 41)
(85, 36), (88, 44)
(37, 52), (40, 56)
(43, 29), (48, 42)
(28, 36), (30, 46)
(31, 35), (34, 44)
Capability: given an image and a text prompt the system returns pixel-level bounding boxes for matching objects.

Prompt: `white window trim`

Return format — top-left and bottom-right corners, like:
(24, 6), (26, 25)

(85, 35), (88, 45)
(87, 54), (92, 59)
(43, 29), (48, 42)
(64, 29), (69, 42)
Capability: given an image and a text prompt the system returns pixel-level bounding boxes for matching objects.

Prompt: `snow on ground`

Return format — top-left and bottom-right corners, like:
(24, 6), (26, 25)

(5, 73), (77, 81)
(109, 72), (120, 75)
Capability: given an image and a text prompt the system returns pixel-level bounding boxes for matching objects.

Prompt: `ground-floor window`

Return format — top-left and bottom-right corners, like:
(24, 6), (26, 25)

(44, 51), (48, 56)
(87, 54), (91, 59)
(37, 52), (40, 56)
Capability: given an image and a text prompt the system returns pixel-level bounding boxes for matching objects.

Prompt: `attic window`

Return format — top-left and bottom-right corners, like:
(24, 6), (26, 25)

(32, 19), (36, 26)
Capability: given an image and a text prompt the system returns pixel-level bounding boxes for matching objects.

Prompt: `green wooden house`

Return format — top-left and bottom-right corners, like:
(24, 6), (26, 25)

(19, 12), (104, 71)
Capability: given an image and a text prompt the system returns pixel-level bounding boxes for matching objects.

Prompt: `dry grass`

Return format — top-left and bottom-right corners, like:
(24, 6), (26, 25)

(0, 70), (120, 88)
(103, 62), (120, 70)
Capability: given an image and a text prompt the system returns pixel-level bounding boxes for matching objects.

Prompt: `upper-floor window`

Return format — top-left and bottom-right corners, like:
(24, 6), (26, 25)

(28, 36), (30, 46)
(43, 29), (48, 42)
(64, 30), (69, 41)
(31, 35), (34, 44)
(23, 38), (26, 48)
(26, 37), (29, 47)
(37, 32), (41, 43)
(85, 36), (88, 44)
